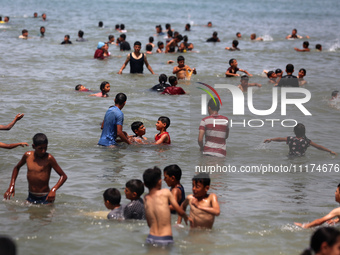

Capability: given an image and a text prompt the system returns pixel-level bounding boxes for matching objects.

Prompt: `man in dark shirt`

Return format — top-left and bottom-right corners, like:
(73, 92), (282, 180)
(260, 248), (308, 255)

(206, 31), (220, 42)
(277, 64), (299, 87)
(119, 34), (131, 51)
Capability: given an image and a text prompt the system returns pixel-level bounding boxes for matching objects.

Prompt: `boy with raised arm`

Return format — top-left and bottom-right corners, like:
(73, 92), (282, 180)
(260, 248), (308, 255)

(173, 55), (196, 80)
(4, 133), (67, 204)
(143, 167), (188, 245)
(177, 173), (220, 229)
(225, 58), (252, 77)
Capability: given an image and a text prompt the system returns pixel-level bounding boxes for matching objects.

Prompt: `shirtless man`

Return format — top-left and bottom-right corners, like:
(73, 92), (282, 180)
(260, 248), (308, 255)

(165, 34), (183, 53)
(173, 55), (196, 80)
(177, 173), (220, 229)
(4, 133), (67, 204)
(295, 184), (340, 228)
(118, 41), (155, 74)
(286, 28), (309, 39)
(143, 167), (188, 246)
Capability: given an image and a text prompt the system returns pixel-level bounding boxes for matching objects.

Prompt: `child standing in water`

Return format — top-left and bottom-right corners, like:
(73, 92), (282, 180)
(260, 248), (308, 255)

(154, 116), (171, 144)
(4, 133), (67, 204)
(264, 123), (336, 156)
(90, 81), (110, 97)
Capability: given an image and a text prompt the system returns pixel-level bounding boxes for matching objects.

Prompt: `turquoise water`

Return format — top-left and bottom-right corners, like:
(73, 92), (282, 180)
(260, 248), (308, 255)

(1, 0), (340, 254)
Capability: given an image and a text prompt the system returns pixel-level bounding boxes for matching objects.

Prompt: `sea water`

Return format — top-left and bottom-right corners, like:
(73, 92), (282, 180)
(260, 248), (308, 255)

(1, 0), (340, 254)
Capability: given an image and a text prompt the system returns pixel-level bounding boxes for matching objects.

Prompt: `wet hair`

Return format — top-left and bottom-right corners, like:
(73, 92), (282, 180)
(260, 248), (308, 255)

(120, 34), (126, 40)
(65, 35), (70, 39)
(108, 35), (114, 40)
(126, 179), (144, 197)
(293, 28), (297, 33)
(331, 90), (339, 98)
(275, 68), (282, 74)
(156, 25), (163, 32)
(98, 21), (103, 27)
(78, 30), (84, 37)
(131, 121), (144, 134)
(100, 81), (109, 93)
(303, 41), (309, 48)
(286, 64), (294, 73)
(229, 58), (236, 65)
(0, 236), (16, 255)
(163, 164), (182, 181)
(165, 23), (171, 30)
(148, 36), (154, 43)
(158, 116), (170, 129)
(316, 44), (322, 50)
(75, 84), (82, 90)
(169, 76), (177, 86)
(213, 31), (218, 37)
(299, 68), (306, 76)
(103, 188), (121, 205)
(232, 40), (239, 47)
(134, 41), (141, 47)
(167, 30), (173, 37)
(183, 35), (188, 42)
(143, 167), (161, 189)
(300, 227), (340, 255)
(208, 97), (220, 111)
(174, 31), (179, 37)
(5, 16), (10, 21)
(120, 24), (125, 30)
(115, 24), (119, 29)
(185, 23), (191, 30)
(236, 32), (241, 37)
(294, 123), (306, 138)
(267, 71), (274, 78)
(22, 29), (28, 34)
(0, 17), (2, 21)
(192, 173), (210, 187)
(159, 73), (167, 84)
(241, 75), (249, 81)
(250, 33), (256, 39)
(40, 26), (45, 31)
(177, 55), (185, 62)
(176, 34), (183, 41)
(33, 133), (48, 146)
(157, 41), (164, 47)
(146, 44), (153, 51)
(115, 93), (127, 105)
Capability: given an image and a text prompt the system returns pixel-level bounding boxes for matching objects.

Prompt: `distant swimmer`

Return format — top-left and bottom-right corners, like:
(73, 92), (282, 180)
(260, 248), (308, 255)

(107, 35), (116, 45)
(250, 33), (263, 41)
(173, 55), (196, 80)
(316, 44), (322, 51)
(156, 41), (164, 53)
(179, 35), (194, 52)
(119, 24), (126, 33)
(165, 23), (174, 33)
(143, 167), (188, 246)
(155, 25), (165, 36)
(294, 41), (310, 52)
(90, 81), (110, 97)
(298, 68), (307, 86)
(75, 84), (90, 92)
(225, 58), (252, 77)
(331, 90), (339, 101)
(0, 113), (28, 149)
(146, 36), (155, 49)
(237, 75), (261, 92)
(103, 188), (125, 220)
(18, 29), (29, 39)
(76, 30), (87, 42)
(150, 74), (170, 92)
(225, 40), (240, 51)
(162, 76), (186, 95)
(177, 173), (220, 229)
(236, 32), (242, 38)
(264, 123), (337, 156)
(206, 21), (212, 27)
(39, 26), (45, 37)
(185, 23), (191, 31)
(98, 21), (103, 28)
(295, 184), (340, 228)
(119, 34), (131, 51)
(61, 35), (72, 44)
(41, 13), (46, 21)
(165, 34), (183, 53)
(286, 28), (309, 39)
(33, 12), (38, 18)
(118, 41), (155, 74)
(206, 31), (220, 42)
(145, 44), (153, 54)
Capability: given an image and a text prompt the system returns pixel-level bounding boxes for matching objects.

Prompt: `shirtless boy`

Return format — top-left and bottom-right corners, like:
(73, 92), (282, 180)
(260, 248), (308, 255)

(177, 173), (220, 229)
(238, 75), (262, 92)
(143, 167), (188, 245)
(226, 58), (252, 77)
(165, 34), (183, 53)
(173, 55), (196, 80)
(4, 133), (67, 204)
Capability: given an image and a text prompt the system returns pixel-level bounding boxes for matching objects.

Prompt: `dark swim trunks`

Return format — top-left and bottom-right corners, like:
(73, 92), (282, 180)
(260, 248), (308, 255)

(146, 234), (174, 245)
(26, 192), (51, 204)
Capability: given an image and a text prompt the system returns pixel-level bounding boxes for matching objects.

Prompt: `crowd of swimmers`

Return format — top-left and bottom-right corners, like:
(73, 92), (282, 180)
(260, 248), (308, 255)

(1, 12), (340, 252)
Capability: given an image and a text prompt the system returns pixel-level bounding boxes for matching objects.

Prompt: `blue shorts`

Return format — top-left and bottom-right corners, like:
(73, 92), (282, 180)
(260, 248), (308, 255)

(146, 234), (173, 246)
(26, 192), (51, 204)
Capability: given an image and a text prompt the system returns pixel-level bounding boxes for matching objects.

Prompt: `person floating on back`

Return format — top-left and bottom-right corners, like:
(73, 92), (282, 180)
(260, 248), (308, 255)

(4, 133), (68, 204)
(143, 167), (188, 246)
(161, 76), (186, 95)
(177, 173), (220, 229)
(264, 123), (336, 156)
(154, 116), (171, 144)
